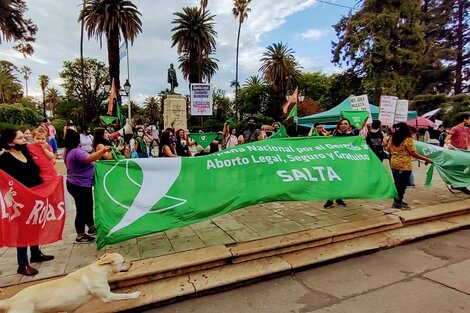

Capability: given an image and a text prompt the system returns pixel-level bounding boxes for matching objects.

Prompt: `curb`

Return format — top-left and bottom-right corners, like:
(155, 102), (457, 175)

(2, 201), (470, 312)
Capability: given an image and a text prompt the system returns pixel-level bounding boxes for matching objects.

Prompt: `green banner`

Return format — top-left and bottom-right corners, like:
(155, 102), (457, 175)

(341, 110), (369, 128)
(94, 136), (396, 248)
(270, 125), (288, 138)
(415, 141), (470, 187)
(189, 132), (220, 148)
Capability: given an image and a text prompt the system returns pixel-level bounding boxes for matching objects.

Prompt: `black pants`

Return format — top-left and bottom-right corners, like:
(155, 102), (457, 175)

(392, 169), (411, 204)
(66, 181), (94, 234)
(17, 246), (41, 266)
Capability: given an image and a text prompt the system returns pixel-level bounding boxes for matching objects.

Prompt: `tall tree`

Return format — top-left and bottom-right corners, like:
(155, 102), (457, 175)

(171, 7), (217, 85)
(333, 0), (425, 100)
(19, 65), (31, 96)
(38, 74), (49, 117)
(45, 87), (61, 116)
(0, 61), (21, 103)
(200, 0), (208, 13)
(143, 96), (160, 124)
(80, 0), (142, 90)
(232, 0), (251, 120)
(244, 75), (263, 87)
(259, 42), (301, 96)
(0, 0), (37, 55)
(452, 0), (469, 94)
(178, 52), (219, 85)
(59, 58), (109, 123)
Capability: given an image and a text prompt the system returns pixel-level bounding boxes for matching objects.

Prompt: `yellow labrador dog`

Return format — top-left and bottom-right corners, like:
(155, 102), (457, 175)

(0, 253), (141, 313)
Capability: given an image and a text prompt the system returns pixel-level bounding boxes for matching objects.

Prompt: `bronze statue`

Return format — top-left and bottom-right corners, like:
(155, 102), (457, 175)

(167, 63), (178, 93)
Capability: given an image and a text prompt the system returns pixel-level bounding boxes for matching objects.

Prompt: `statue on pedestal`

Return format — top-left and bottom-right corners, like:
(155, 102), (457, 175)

(167, 63), (178, 93)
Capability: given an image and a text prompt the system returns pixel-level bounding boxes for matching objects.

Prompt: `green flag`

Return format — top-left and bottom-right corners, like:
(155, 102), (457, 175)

(415, 141), (470, 188)
(116, 99), (123, 124)
(287, 104), (297, 120)
(100, 116), (118, 126)
(270, 125), (288, 138)
(188, 132), (220, 148)
(226, 117), (235, 126)
(341, 110), (369, 128)
(94, 136), (397, 248)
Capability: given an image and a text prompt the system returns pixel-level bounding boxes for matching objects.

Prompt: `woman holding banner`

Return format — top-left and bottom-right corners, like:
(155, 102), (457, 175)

(0, 128), (54, 276)
(387, 122), (433, 209)
(64, 129), (111, 243)
(324, 118), (360, 209)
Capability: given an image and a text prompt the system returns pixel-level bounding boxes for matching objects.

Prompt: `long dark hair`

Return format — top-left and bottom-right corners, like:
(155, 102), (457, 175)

(391, 122), (412, 147)
(93, 128), (111, 149)
(64, 129), (80, 151)
(0, 128), (18, 149)
(159, 130), (172, 148)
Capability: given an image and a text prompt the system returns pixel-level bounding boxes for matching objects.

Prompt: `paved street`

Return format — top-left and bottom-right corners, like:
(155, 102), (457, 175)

(0, 161), (469, 287)
(146, 228), (470, 313)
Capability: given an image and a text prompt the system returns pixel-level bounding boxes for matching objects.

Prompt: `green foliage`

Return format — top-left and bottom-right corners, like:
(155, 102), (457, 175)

(299, 72), (332, 108)
(0, 103), (41, 128)
(442, 94), (470, 126)
(328, 70), (365, 108)
(410, 94), (448, 115)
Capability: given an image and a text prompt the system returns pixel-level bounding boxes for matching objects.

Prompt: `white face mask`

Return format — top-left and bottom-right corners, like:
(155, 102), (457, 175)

(137, 132), (144, 137)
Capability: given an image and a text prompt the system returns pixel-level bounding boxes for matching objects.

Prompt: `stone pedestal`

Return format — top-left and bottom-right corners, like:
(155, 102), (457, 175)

(163, 94), (187, 131)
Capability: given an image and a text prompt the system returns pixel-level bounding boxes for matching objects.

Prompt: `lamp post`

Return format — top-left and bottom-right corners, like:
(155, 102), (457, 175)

(104, 79), (132, 120)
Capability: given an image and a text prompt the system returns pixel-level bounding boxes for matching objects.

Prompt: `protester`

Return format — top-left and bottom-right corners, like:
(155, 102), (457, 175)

(63, 120), (76, 139)
(134, 127), (150, 158)
(27, 127), (58, 181)
(159, 130), (177, 157)
(63, 129), (111, 243)
(308, 123), (329, 136)
(21, 127), (33, 143)
(445, 113), (470, 194)
(438, 125), (447, 147)
(366, 120), (385, 161)
(222, 122), (238, 149)
(387, 122), (433, 209)
(79, 126), (93, 153)
(40, 121), (58, 159)
(44, 118), (57, 139)
(175, 128), (192, 157)
(324, 118), (359, 209)
(272, 122), (281, 134)
(92, 128), (113, 160)
(240, 116), (264, 144)
(0, 128), (54, 276)
(262, 125), (274, 139)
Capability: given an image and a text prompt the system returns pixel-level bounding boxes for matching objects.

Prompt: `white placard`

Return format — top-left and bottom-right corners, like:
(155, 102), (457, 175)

(350, 94), (372, 124)
(190, 83), (213, 116)
(394, 99), (409, 123)
(378, 95), (398, 126)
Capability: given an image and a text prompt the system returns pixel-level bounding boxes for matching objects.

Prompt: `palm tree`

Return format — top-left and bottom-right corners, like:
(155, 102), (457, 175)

(144, 96), (160, 124)
(178, 52), (219, 84)
(19, 65), (31, 96)
(232, 0), (251, 120)
(79, 0), (87, 125)
(244, 75), (263, 87)
(38, 74), (49, 116)
(80, 0), (142, 90)
(259, 42), (301, 95)
(46, 87), (61, 116)
(171, 7), (217, 84)
(38, 75), (50, 116)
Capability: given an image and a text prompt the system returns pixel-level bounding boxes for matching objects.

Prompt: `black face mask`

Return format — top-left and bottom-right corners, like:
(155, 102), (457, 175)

(266, 131), (272, 137)
(13, 143), (25, 151)
(247, 123), (255, 130)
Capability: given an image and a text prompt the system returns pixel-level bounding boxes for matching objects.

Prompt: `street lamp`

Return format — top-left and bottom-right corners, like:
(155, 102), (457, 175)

(104, 79), (132, 120)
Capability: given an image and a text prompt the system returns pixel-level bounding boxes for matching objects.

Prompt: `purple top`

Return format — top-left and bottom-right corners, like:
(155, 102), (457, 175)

(64, 148), (94, 187)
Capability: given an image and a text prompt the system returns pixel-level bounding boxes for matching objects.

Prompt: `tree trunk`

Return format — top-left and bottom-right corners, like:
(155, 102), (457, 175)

(80, 0), (87, 124)
(235, 21), (242, 120)
(454, 0), (464, 94)
(108, 28), (121, 91)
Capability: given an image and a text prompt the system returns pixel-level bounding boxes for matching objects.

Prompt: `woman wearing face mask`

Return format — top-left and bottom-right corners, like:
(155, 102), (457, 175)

(0, 128), (55, 276)
(134, 127), (149, 158)
(222, 122), (238, 149)
(79, 126), (93, 153)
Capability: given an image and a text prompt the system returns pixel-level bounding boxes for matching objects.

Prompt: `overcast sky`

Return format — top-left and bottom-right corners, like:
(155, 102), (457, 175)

(0, 0), (358, 105)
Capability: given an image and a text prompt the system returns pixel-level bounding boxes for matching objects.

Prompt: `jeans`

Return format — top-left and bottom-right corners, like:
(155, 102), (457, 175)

(392, 169), (412, 204)
(66, 181), (94, 234)
(17, 246), (41, 266)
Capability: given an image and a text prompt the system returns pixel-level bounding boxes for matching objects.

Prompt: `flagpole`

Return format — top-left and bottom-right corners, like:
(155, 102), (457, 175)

(126, 41), (131, 121)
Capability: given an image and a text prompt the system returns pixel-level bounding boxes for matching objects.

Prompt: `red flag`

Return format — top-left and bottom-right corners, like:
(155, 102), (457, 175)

(0, 172), (65, 247)
(108, 78), (117, 115)
(282, 87), (298, 114)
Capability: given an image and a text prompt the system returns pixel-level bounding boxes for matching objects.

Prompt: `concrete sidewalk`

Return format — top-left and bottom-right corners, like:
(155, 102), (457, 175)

(0, 161), (468, 290)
